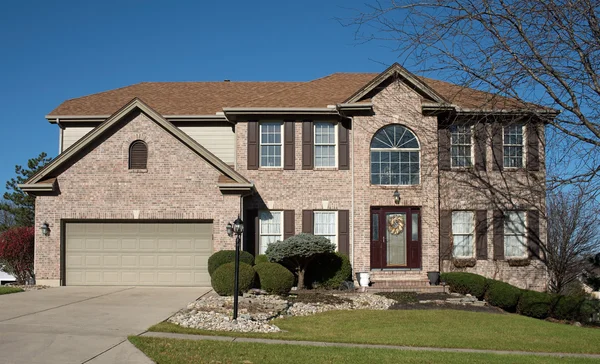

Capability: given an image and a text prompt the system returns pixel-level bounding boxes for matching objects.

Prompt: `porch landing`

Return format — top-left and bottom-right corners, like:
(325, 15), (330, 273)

(366, 270), (446, 293)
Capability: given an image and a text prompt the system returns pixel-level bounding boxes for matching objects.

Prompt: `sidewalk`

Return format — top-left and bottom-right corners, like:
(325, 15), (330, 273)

(141, 331), (600, 360)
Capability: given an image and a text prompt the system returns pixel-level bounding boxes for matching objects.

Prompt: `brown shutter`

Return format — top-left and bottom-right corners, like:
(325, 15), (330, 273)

(338, 121), (350, 170)
(438, 127), (451, 170)
(338, 210), (350, 255)
(527, 124), (540, 171)
(247, 121), (259, 170)
(493, 210), (505, 260)
(302, 210), (313, 233)
(492, 123), (503, 171)
(129, 140), (148, 169)
(284, 210), (295, 240)
(527, 210), (541, 259)
(284, 121), (295, 170)
(474, 123), (487, 171)
(440, 210), (452, 259)
(476, 210), (488, 260)
(302, 121), (314, 170)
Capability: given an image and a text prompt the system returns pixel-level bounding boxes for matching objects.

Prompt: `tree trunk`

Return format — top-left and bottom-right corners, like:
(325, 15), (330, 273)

(297, 268), (305, 289)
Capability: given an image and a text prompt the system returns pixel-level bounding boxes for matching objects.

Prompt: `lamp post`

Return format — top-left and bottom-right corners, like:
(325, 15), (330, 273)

(226, 216), (244, 320)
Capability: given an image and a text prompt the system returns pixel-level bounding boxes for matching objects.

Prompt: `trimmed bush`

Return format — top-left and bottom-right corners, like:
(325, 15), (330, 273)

(518, 290), (552, 319)
(208, 250), (254, 277)
(306, 253), (353, 289)
(254, 262), (294, 295)
(552, 295), (587, 321)
(211, 262), (255, 296)
(255, 254), (270, 265)
(485, 279), (522, 312)
(440, 272), (487, 299)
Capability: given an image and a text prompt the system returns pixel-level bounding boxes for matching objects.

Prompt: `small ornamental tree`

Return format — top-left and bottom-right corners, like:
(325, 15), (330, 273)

(265, 233), (335, 289)
(0, 226), (35, 284)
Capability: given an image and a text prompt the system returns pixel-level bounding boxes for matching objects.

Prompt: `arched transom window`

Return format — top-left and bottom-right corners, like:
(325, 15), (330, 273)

(370, 125), (420, 185)
(129, 140), (148, 169)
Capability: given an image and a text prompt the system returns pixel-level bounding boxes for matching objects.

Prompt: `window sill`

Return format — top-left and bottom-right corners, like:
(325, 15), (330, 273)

(129, 169), (148, 173)
(369, 184), (421, 189)
(314, 167), (339, 171)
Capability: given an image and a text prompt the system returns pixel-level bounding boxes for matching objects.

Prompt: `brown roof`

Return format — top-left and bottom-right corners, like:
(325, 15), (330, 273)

(48, 72), (535, 116)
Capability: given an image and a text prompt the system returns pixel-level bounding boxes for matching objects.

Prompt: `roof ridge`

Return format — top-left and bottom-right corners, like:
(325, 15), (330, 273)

(59, 82), (145, 103)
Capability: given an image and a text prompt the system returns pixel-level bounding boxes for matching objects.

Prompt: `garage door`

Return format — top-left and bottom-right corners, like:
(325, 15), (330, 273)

(65, 222), (212, 286)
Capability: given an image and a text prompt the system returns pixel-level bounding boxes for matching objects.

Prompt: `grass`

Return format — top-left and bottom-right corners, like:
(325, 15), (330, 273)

(128, 336), (598, 364)
(0, 286), (23, 295)
(150, 309), (600, 354)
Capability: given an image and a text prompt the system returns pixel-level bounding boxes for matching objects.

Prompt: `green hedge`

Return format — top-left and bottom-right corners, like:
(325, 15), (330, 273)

(518, 290), (552, 319)
(208, 250), (254, 277)
(254, 262), (294, 295)
(305, 253), (353, 290)
(440, 272), (487, 299)
(485, 279), (522, 312)
(211, 262), (255, 296)
(254, 254), (270, 265)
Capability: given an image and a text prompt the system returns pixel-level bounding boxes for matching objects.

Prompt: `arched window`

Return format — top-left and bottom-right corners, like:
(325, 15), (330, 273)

(129, 140), (148, 169)
(370, 125), (420, 185)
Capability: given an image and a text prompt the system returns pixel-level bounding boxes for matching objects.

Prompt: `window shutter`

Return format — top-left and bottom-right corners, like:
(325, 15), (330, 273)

(527, 124), (540, 171)
(527, 210), (541, 259)
(491, 123), (503, 171)
(284, 210), (295, 240)
(129, 140), (148, 169)
(338, 121), (350, 170)
(438, 127), (451, 170)
(476, 210), (488, 260)
(338, 210), (350, 255)
(247, 121), (259, 170)
(284, 121), (295, 170)
(302, 210), (313, 233)
(302, 121), (314, 170)
(440, 210), (452, 259)
(493, 210), (505, 260)
(474, 123), (487, 171)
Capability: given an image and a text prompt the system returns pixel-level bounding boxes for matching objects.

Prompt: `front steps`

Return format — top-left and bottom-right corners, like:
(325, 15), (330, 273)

(365, 270), (446, 293)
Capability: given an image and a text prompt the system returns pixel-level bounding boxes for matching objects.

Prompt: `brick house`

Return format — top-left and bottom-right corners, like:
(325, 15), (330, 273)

(21, 64), (550, 290)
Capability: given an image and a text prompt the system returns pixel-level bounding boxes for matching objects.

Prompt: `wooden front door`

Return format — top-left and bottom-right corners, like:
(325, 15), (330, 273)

(370, 207), (421, 269)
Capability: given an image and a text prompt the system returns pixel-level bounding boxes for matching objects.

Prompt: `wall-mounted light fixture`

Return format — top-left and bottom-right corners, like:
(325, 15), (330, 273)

(41, 222), (50, 236)
(393, 189), (401, 205)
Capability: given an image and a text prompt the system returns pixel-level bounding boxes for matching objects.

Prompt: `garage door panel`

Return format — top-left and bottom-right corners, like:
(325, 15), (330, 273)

(103, 255), (120, 267)
(121, 238), (137, 250)
(139, 255), (157, 268)
(157, 239), (174, 250)
(139, 239), (156, 250)
(121, 255), (138, 267)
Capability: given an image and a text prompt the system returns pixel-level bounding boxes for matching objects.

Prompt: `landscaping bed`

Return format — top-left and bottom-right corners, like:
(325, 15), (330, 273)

(378, 291), (504, 314)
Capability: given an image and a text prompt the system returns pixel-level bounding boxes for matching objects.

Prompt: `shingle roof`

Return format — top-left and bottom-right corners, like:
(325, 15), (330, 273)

(48, 72), (534, 116)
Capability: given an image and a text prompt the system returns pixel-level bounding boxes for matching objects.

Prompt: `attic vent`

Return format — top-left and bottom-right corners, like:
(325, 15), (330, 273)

(129, 140), (148, 169)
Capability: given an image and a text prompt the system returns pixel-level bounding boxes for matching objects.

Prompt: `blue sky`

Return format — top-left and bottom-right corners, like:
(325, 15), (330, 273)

(0, 0), (394, 187)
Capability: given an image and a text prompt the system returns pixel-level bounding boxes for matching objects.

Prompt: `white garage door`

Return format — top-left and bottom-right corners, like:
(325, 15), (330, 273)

(65, 222), (212, 286)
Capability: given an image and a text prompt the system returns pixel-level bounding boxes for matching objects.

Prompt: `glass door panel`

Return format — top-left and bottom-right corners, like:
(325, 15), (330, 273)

(386, 212), (407, 266)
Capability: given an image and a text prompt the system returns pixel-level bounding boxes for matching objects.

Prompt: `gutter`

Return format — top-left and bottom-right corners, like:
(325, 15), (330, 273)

(46, 114), (231, 124)
(217, 183), (255, 193)
(18, 183), (55, 193)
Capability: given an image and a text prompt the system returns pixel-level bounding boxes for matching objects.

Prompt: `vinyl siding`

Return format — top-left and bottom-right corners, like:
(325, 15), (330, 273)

(178, 126), (235, 164)
(62, 126), (95, 151)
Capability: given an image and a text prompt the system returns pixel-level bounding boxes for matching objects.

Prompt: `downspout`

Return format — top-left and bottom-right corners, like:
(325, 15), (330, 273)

(350, 117), (355, 275)
(57, 118), (63, 154)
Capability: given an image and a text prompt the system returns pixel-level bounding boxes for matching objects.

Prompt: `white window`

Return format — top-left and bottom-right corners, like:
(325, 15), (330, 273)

(450, 125), (473, 167)
(503, 124), (524, 168)
(452, 211), (474, 257)
(504, 211), (527, 258)
(259, 211), (283, 254)
(260, 122), (283, 167)
(314, 211), (337, 247)
(314, 122), (336, 167)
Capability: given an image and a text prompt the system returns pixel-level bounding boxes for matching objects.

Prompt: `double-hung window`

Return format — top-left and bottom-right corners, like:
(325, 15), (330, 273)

(314, 211), (337, 248)
(450, 125), (473, 167)
(258, 211), (283, 254)
(260, 122), (283, 167)
(314, 122), (336, 167)
(504, 211), (526, 258)
(452, 211), (474, 257)
(503, 124), (524, 168)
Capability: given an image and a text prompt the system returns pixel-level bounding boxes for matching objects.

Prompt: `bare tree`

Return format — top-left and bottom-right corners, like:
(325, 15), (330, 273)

(546, 186), (599, 294)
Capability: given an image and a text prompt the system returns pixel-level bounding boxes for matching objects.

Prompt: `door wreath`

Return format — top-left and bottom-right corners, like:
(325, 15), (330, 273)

(387, 215), (405, 235)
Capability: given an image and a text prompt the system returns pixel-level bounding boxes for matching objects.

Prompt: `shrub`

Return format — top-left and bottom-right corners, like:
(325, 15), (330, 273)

(552, 295), (588, 321)
(306, 253), (353, 289)
(255, 254), (270, 264)
(485, 279), (522, 312)
(253, 262), (294, 295)
(211, 262), (255, 296)
(0, 227), (34, 285)
(440, 272), (487, 299)
(266, 233), (335, 289)
(518, 290), (553, 319)
(208, 250), (254, 277)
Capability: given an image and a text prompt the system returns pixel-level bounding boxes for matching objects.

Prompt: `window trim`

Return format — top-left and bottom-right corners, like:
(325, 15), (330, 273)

(313, 210), (338, 250)
(450, 124), (474, 168)
(502, 124), (526, 169)
(504, 211), (528, 258)
(259, 122), (284, 168)
(370, 124), (421, 186)
(258, 210), (283, 254)
(313, 122), (338, 168)
(451, 210), (475, 258)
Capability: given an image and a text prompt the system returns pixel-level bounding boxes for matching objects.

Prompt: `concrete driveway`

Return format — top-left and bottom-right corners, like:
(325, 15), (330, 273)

(0, 286), (208, 364)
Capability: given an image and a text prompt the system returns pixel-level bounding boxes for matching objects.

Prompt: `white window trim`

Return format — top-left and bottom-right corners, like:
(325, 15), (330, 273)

(258, 210), (283, 254)
(504, 211), (528, 258)
(450, 124), (474, 168)
(451, 211), (475, 258)
(369, 147), (421, 186)
(313, 210), (338, 250)
(314, 122), (338, 169)
(259, 122), (284, 168)
(502, 124), (526, 169)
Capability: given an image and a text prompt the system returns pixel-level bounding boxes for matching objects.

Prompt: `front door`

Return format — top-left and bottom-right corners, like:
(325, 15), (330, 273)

(370, 207), (421, 269)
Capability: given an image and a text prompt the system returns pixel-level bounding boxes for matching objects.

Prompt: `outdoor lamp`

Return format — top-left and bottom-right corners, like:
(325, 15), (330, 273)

(226, 222), (233, 237)
(233, 217), (244, 235)
(393, 189), (401, 205)
(41, 222), (50, 236)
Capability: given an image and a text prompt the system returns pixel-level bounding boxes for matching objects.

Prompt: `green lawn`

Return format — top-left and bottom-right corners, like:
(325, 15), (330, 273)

(150, 309), (600, 354)
(129, 336), (598, 364)
(0, 286), (23, 295)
